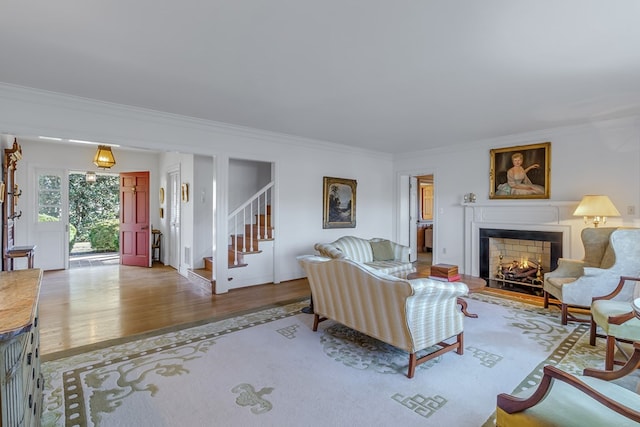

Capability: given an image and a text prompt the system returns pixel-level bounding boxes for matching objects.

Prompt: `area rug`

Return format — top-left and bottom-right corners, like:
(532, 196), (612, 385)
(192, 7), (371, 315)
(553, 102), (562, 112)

(41, 293), (624, 426)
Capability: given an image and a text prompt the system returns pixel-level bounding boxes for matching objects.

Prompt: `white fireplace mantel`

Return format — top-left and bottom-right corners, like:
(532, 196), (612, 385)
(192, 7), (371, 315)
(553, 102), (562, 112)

(463, 201), (579, 276)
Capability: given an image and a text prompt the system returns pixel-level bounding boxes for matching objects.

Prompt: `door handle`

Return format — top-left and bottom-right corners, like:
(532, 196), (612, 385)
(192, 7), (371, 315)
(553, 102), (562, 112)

(141, 226), (149, 230)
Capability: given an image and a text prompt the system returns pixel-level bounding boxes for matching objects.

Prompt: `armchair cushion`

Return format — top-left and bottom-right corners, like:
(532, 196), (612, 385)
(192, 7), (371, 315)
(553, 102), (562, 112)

(591, 299), (640, 342)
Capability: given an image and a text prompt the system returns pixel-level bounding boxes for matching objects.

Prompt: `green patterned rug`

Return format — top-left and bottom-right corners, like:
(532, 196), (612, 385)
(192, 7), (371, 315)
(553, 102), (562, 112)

(40, 293), (632, 426)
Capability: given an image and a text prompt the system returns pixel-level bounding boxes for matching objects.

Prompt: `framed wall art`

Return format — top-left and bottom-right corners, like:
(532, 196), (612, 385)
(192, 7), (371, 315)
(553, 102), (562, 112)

(323, 176), (357, 228)
(490, 142), (551, 199)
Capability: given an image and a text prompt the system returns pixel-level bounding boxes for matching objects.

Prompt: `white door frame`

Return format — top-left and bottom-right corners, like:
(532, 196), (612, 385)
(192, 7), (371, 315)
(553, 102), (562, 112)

(167, 167), (181, 270)
(397, 170), (437, 264)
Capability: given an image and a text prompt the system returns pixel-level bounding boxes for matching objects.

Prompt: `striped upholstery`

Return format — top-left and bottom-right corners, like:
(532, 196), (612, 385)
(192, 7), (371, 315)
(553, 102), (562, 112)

(297, 256), (467, 354)
(314, 236), (416, 278)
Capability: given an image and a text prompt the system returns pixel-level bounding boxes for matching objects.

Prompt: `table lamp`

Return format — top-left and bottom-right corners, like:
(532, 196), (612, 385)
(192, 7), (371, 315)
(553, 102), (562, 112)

(573, 195), (620, 227)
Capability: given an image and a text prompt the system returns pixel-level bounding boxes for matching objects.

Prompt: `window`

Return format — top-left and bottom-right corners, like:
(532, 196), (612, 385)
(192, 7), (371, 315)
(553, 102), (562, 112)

(38, 174), (62, 221)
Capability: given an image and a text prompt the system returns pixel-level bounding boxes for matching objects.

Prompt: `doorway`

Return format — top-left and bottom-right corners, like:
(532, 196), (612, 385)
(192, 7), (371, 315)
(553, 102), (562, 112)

(399, 171), (435, 267)
(416, 175), (434, 266)
(68, 171), (120, 268)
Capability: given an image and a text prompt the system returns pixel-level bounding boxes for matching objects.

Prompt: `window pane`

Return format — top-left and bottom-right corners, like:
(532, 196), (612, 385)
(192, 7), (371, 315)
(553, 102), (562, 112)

(39, 175), (61, 190)
(39, 207), (61, 220)
(39, 191), (61, 206)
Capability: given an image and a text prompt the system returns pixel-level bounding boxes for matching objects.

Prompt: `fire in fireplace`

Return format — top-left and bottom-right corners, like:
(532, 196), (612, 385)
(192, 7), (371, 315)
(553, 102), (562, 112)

(479, 228), (563, 294)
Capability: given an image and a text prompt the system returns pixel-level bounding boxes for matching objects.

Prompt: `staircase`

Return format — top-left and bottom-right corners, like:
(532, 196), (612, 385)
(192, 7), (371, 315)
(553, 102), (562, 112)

(229, 205), (273, 268)
(188, 182), (274, 294)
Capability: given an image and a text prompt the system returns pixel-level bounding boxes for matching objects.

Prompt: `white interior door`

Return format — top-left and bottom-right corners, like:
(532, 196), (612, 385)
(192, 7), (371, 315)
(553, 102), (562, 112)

(409, 176), (418, 261)
(34, 168), (68, 270)
(168, 170), (181, 269)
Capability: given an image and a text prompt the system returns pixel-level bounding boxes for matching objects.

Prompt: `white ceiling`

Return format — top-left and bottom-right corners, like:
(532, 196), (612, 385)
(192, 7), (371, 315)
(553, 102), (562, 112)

(2, 1), (640, 154)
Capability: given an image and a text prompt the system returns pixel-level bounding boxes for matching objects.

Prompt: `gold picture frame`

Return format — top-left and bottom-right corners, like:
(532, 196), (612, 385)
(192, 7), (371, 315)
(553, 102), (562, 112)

(490, 142), (551, 199)
(181, 183), (189, 202)
(159, 187), (165, 204)
(0, 182), (4, 203)
(323, 176), (357, 229)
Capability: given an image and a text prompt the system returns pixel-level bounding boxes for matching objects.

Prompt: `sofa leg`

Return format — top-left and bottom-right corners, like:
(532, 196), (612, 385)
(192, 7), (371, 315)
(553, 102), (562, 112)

(407, 353), (417, 379)
(301, 295), (314, 314)
(456, 332), (464, 355)
(589, 317), (597, 346)
(312, 314), (320, 331)
(561, 304), (568, 325)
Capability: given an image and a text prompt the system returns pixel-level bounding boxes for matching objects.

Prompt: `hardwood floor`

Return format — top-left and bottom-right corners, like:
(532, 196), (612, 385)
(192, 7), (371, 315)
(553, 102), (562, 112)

(39, 264), (310, 356)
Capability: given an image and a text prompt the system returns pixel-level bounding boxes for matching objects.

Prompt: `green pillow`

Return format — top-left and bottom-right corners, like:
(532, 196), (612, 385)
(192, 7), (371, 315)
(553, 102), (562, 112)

(370, 240), (394, 261)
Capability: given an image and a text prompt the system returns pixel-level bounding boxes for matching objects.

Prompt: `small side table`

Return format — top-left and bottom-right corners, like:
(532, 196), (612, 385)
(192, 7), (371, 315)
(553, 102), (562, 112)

(152, 230), (162, 262)
(4, 245), (36, 271)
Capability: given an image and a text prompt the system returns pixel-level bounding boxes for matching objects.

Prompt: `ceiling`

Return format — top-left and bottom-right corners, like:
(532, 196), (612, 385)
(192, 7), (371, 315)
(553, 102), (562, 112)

(2, 1), (640, 154)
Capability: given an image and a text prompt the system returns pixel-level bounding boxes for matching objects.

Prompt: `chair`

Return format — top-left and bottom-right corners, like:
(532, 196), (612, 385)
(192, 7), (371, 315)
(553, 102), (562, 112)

(590, 276), (640, 370)
(496, 342), (640, 426)
(543, 228), (640, 325)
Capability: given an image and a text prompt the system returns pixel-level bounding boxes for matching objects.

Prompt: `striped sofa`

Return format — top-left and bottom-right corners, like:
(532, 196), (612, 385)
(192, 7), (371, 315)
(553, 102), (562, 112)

(297, 255), (468, 378)
(314, 235), (416, 279)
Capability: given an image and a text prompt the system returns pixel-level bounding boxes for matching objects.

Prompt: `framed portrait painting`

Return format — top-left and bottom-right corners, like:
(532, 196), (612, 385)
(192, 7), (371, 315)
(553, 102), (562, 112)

(490, 142), (551, 199)
(323, 176), (357, 229)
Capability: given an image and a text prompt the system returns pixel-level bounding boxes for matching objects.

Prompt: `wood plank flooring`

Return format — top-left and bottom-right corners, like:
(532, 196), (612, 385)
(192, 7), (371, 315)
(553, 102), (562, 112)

(39, 264), (310, 355)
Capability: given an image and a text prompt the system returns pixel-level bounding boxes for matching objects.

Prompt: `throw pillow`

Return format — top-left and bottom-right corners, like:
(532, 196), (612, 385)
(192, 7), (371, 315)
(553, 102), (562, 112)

(370, 240), (394, 261)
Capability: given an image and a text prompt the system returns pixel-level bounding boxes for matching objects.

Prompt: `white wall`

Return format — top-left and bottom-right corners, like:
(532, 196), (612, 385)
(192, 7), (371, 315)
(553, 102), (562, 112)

(193, 155), (214, 269)
(0, 84), (395, 285)
(394, 116), (640, 271)
(228, 159), (271, 211)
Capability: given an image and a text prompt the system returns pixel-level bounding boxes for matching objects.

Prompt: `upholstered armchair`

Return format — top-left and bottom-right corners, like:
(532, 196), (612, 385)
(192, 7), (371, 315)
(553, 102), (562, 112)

(590, 276), (640, 370)
(496, 342), (640, 426)
(543, 228), (640, 325)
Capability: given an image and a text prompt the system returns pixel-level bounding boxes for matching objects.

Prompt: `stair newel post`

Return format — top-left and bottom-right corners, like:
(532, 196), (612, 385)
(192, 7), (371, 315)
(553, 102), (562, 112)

(249, 204), (254, 252)
(233, 216), (239, 265)
(256, 192), (261, 241)
(263, 191), (268, 239)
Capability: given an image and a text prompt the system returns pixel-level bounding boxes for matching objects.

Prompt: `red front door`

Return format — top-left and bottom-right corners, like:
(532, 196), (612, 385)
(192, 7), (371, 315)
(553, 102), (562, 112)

(120, 172), (150, 267)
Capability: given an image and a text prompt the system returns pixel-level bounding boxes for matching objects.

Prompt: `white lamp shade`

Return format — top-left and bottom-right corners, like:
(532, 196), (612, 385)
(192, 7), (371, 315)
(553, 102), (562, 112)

(573, 195), (621, 217)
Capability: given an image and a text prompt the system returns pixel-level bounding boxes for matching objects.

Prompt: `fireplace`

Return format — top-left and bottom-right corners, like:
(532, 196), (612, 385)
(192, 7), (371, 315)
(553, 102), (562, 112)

(479, 228), (563, 293)
(463, 202), (576, 279)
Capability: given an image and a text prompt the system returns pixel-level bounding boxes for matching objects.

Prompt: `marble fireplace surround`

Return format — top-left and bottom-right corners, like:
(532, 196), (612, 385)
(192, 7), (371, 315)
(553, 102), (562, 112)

(463, 202), (579, 277)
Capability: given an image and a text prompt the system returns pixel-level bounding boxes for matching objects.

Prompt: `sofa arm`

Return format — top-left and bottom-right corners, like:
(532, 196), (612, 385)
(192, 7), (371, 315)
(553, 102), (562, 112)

(314, 243), (345, 259)
(408, 278), (469, 298)
(405, 279), (467, 349)
(389, 241), (411, 262)
(546, 258), (585, 278)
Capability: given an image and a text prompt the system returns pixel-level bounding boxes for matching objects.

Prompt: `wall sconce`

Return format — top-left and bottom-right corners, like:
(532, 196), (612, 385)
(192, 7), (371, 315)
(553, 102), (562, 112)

(85, 171), (97, 183)
(93, 145), (116, 169)
(573, 195), (621, 227)
(181, 183), (189, 202)
(463, 193), (476, 203)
